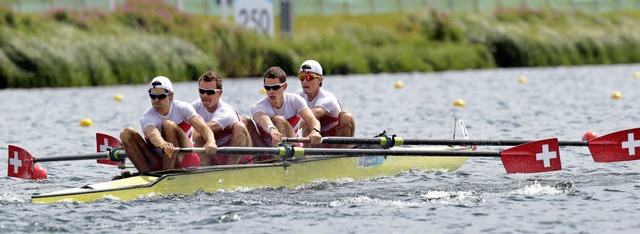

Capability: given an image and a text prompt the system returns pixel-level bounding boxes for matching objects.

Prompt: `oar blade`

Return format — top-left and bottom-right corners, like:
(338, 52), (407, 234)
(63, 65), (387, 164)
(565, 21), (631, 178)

(588, 128), (640, 162)
(500, 138), (561, 174)
(96, 133), (123, 166)
(7, 145), (35, 179)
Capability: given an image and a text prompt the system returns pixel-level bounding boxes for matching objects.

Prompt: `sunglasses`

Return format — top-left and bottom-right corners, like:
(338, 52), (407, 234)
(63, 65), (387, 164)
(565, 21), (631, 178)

(198, 88), (220, 95)
(263, 82), (286, 91)
(149, 92), (169, 100)
(298, 74), (320, 81)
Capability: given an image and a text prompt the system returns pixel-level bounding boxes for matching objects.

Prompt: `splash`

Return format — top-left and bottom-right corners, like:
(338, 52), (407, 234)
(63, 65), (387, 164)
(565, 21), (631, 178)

(0, 192), (27, 204)
(329, 196), (421, 208)
(420, 191), (484, 205)
(510, 182), (565, 196)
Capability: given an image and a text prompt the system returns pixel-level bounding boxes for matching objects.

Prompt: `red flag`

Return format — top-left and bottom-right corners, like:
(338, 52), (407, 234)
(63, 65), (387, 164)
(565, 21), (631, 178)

(7, 145), (35, 179)
(589, 128), (640, 162)
(96, 133), (124, 166)
(500, 138), (561, 173)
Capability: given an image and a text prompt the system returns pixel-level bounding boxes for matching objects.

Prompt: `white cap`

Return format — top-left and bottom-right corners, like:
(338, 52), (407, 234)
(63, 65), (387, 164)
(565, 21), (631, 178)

(298, 60), (323, 76)
(149, 76), (173, 92)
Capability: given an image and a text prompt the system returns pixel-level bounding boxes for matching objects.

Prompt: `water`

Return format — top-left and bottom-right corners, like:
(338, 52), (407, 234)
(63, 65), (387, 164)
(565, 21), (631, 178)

(2, 64), (640, 233)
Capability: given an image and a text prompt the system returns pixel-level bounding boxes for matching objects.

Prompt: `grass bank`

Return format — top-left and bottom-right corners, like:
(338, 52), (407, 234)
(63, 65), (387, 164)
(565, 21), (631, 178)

(2, 1), (640, 88)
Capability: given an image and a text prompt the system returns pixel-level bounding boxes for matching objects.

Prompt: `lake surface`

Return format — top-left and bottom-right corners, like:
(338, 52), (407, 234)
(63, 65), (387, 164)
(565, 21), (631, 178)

(2, 64), (640, 233)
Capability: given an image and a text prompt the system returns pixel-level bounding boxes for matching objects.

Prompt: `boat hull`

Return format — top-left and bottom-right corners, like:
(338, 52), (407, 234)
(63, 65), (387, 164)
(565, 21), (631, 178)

(32, 145), (469, 203)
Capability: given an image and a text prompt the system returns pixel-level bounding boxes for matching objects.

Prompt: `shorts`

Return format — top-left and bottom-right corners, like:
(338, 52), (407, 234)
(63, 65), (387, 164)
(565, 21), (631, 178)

(151, 149), (201, 170)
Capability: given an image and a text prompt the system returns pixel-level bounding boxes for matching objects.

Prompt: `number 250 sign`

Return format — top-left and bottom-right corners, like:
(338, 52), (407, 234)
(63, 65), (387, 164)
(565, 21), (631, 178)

(234, 0), (274, 36)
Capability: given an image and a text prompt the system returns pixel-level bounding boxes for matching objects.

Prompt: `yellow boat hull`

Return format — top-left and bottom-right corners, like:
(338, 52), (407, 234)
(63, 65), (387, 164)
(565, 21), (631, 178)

(32, 146), (469, 203)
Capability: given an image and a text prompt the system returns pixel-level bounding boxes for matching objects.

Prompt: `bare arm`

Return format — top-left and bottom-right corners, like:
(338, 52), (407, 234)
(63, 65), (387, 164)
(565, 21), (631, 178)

(311, 106), (327, 119)
(143, 125), (174, 155)
(189, 115), (217, 155)
(253, 111), (282, 145)
(299, 108), (322, 145)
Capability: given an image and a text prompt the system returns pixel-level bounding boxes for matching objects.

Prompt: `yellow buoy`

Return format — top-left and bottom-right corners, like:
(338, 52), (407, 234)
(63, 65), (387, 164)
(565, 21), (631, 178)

(260, 88), (267, 94)
(634, 72), (640, 78)
(394, 81), (404, 89)
(518, 76), (527, 84)
(113, 93), (124, 101)
(453, 99), (466, 107)
(80, 118), (94, 127)
(611, 91), (622, 99)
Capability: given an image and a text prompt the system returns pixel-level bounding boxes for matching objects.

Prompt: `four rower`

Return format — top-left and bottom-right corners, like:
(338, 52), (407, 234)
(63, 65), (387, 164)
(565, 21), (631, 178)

(121, 63), (354, 171)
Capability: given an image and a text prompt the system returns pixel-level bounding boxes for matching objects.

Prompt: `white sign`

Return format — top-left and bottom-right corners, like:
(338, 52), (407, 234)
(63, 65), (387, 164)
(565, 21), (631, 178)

(234, 0), (274, 36)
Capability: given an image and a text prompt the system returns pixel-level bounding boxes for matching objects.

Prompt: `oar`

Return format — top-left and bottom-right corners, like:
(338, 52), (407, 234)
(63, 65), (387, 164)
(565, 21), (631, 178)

(284, 128), (640, 163)
(7, 138), (561, 179)
(162, 138), (563, 174)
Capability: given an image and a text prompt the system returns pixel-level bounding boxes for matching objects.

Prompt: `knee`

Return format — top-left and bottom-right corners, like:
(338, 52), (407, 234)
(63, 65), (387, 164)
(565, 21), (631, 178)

(120, 127), (138, 141)
(339, 111), (354, 124)
(241, 116), (255, 129)
(161, 120), (178, 130)
(272, 116), (287, 125)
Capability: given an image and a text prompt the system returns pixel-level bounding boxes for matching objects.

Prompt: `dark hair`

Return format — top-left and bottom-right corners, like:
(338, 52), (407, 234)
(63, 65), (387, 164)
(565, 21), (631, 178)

(263, 66), (287, 83)
(198, 71), (223, 89)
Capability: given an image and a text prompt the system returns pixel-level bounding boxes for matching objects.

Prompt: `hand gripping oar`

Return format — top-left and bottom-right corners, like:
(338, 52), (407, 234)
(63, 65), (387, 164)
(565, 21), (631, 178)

(181, 138), (562, 174)
(7, 138), (561, 179)
(283, 128), (640, 163)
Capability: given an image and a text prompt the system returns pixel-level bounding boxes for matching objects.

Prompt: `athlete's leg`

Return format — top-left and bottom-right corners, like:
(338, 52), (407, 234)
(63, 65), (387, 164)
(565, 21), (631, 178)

(337, 111), (355, 137)
(120, 127), (158, 173)
(243, 116), (268, 147)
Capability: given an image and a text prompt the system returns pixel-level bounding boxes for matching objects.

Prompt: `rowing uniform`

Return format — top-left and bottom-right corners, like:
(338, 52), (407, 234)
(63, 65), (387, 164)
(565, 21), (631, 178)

(295, 88), (342, 136)
(250, 93), (308, 146)
(139, 100), (200, 168)
(192, 99), (252, 165)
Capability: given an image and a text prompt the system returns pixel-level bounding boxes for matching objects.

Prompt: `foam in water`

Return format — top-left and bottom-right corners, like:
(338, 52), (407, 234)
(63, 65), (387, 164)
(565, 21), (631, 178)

(510, 182), (564, 196)
(420, 191), (485, 205)
(329, 196), (421, 208)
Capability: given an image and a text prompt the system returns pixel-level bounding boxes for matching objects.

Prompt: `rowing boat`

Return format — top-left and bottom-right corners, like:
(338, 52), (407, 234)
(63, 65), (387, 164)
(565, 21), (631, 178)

(11, 127), (640, 204)
(31, 145), (470, 203)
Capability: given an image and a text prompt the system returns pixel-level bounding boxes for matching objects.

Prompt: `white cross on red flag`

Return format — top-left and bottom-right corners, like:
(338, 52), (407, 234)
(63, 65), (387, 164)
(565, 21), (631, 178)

(500, 138), (561, 173)
(589, 128), (640, 162)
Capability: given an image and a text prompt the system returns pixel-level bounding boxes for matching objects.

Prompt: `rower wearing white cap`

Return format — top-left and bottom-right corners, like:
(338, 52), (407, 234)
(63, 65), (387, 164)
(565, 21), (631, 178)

(296, 60), (356, 147)
(120, 76), (217, 173)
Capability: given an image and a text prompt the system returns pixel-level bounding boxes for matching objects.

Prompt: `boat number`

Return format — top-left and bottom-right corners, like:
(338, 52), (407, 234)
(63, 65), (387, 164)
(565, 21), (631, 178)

(357, 156), (385, 168)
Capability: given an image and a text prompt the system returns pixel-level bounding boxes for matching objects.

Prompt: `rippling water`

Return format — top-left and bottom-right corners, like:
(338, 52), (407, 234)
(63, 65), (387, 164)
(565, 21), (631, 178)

(2, 64), (640, 233)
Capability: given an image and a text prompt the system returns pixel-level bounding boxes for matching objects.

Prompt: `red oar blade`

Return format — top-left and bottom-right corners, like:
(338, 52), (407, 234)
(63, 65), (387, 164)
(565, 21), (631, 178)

(500, 138), (561, 174)
(588, 128), (640, 162)
(7, 145), (35, 179)
(96, 133), (123, 166)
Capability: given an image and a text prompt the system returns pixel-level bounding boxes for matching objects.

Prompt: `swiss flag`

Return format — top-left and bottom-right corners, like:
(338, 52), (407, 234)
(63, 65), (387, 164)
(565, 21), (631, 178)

(500, 138), (561, 173)
(96, 133), (124, 166)
(589, 128), (640, 162)
(7, 145), (34, 179)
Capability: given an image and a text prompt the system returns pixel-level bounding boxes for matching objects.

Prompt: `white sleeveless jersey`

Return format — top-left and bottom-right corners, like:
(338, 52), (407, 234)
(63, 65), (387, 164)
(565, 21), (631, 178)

(139, 100), (198, 138)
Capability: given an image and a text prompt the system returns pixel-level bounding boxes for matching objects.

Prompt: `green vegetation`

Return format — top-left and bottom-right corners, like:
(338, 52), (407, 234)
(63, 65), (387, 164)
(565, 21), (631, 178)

(2, 0), (640, 88)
